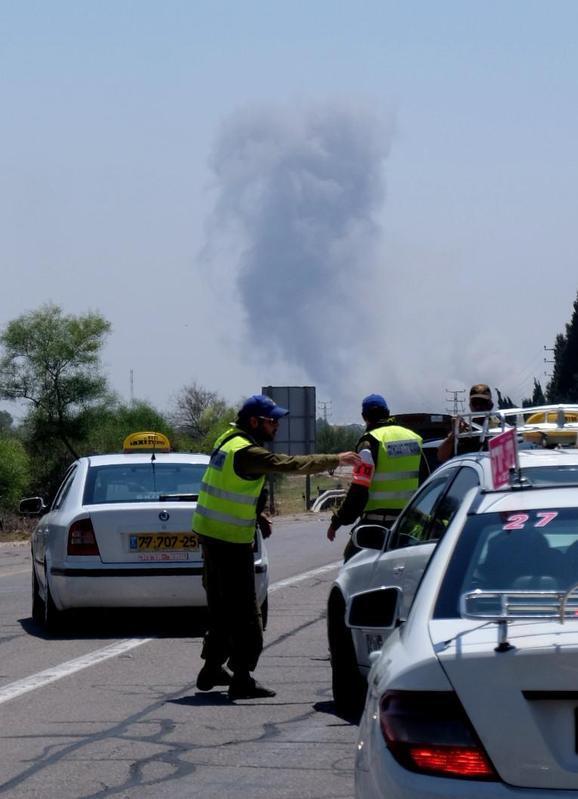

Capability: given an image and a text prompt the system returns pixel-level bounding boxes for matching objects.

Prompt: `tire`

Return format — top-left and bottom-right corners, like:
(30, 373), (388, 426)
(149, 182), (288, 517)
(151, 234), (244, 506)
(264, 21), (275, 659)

(31, 566), (45, 626)
(260, 595), (269, 631)
(43, 565), (65, 633)
(327, 591), (367, 720)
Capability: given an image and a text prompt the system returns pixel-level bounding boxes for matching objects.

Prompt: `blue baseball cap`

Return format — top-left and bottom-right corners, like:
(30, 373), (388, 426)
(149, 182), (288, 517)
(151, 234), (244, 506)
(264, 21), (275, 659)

(361, 393), (389, 413)
(239, 394), (289, 420)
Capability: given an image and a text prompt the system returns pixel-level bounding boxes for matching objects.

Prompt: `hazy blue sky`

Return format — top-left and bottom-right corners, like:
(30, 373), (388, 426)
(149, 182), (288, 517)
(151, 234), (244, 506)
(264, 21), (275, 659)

(2, 1), (577, 422)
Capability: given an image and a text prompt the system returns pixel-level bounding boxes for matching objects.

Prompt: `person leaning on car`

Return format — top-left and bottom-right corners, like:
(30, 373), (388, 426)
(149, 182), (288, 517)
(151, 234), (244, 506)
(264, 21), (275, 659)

(191, 393), (361, 701)
(326, 393), (430, 561)
(437, 384), (495, 464)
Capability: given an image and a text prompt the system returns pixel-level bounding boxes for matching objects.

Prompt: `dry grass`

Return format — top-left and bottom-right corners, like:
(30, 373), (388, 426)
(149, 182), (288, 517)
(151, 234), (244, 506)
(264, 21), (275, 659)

(270, 472), (350, 515)
(0, 513), (35, 543)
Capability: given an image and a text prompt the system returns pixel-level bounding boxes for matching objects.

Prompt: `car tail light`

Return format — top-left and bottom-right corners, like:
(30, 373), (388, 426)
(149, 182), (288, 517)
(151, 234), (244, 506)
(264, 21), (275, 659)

(379, 691), (497, 781)
(68, 518), (100, 556)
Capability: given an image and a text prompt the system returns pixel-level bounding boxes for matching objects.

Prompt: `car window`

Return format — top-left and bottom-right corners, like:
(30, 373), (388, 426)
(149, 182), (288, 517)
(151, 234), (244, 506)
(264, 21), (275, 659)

(435, 507), (578, 619)
(431, 466), (480, 541)
(389, 468), (458, 550)
(83, 462), (207, 505)
(520, 466), (578, 486)
(51, 465), (78, 511)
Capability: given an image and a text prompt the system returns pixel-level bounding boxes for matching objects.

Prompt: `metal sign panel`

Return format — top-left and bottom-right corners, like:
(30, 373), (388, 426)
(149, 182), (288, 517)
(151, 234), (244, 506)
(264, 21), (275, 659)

(489, 428), (517, 488)
(261, 386), (316, 455)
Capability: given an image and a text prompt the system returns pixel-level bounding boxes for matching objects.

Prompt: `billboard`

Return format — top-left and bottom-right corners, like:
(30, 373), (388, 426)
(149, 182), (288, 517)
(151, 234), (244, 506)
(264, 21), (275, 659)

(261, 386), (316, 455)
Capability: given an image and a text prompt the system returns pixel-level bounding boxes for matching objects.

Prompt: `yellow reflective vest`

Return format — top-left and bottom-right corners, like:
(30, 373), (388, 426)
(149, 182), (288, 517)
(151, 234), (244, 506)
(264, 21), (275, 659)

(365, 425), (423, 512)
(192, 427), (265, 544)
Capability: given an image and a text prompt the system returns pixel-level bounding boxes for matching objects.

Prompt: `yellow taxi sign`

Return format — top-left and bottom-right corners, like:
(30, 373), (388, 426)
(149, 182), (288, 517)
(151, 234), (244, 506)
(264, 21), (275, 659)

(123, 431), (171, 453)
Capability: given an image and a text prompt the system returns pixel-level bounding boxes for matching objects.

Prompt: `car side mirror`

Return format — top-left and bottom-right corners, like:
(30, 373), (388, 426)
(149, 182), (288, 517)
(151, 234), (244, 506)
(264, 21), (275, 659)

(19, 497), (47, 516)
(352, 524), (389, 551)
(346, 586), (402, 630)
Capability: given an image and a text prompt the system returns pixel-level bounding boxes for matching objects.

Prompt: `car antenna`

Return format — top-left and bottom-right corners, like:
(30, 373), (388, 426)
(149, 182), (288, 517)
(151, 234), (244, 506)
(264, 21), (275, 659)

(150, 439), (157, 492)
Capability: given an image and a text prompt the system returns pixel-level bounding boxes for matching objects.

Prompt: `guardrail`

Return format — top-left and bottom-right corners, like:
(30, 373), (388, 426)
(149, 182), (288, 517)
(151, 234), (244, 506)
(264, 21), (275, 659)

(309, 489), (346, 512)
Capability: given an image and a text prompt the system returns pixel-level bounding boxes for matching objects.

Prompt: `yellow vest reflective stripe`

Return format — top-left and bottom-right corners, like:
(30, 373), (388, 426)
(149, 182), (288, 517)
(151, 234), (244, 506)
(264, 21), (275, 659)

(365, 426), (423, 512)
(192, 427), (265, 543)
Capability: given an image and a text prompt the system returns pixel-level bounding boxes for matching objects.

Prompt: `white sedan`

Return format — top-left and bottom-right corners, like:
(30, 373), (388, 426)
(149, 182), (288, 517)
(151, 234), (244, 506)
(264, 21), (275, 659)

(352, 448), (578, 797)
(22, 435), (269, 632)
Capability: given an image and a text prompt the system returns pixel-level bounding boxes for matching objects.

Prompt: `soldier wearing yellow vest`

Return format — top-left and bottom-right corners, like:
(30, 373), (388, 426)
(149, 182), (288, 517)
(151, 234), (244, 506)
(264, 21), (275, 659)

(193, 394), (361, 700)
(327, 394), (429, 561)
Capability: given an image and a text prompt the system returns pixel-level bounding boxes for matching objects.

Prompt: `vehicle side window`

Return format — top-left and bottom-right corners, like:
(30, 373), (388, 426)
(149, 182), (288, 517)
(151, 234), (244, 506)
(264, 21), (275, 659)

(389, 469), (458, 550)
(429, 466), (480, 542)
(51, 466), (78, 511)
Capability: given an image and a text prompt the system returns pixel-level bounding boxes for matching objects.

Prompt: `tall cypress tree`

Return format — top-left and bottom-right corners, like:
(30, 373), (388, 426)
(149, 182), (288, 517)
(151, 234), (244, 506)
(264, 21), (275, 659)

(547, 291), (578, 402)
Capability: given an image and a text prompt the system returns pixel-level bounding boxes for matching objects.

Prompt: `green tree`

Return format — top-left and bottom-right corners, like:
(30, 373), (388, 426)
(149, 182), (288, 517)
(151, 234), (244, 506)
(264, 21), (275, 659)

(170, 382), (229, 442)
(494, 388), (516, 409)
(0, 437), (30, 511)
(83, 401), (175, 454)
(196, 402), (237, 452)
(522, 378), (546, 407)
(0, 410), (13, 436)
(0, 305), (111, 459)
(316, 419), (362, 452)
(547, 291), (578, 402)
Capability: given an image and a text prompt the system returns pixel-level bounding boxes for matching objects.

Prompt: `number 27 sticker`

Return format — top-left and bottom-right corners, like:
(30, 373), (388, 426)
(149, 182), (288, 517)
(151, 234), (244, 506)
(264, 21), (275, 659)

(503, 511), (559, 530)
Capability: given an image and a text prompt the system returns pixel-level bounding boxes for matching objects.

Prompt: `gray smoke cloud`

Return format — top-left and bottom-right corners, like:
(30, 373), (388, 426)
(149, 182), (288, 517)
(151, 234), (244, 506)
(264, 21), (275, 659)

(204, 102), (393, 409)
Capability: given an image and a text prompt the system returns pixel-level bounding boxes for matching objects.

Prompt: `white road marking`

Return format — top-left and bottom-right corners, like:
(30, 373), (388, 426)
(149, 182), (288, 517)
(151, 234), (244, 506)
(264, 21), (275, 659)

(0, 560), (341, 706)
(0, 638), (151, 705)
(269, 561), (341, 592)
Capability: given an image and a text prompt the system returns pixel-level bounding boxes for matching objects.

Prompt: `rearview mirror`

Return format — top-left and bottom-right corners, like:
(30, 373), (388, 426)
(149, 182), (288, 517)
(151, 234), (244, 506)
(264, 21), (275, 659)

(352, 524), (389, 551)
(346, 586), (402, 630)
(19, 497), (47, 516)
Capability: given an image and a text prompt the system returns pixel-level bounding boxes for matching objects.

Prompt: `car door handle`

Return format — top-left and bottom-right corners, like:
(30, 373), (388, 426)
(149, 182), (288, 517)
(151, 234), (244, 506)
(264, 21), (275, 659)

(393, 564), (405, 575)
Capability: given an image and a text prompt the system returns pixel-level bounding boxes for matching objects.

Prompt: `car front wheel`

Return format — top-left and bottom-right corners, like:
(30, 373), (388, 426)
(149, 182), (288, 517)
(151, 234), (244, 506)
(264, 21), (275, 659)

(260, 595), (268, 630)
(327, 591), (367, 720)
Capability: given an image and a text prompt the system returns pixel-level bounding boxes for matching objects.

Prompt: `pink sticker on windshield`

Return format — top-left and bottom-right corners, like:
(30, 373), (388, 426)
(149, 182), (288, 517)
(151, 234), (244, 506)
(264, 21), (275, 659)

(502, 511), (559, 530)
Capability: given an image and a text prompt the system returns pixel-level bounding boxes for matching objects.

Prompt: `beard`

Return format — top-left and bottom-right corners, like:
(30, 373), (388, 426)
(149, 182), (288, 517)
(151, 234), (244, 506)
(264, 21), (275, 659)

(256, 422), (276, 443)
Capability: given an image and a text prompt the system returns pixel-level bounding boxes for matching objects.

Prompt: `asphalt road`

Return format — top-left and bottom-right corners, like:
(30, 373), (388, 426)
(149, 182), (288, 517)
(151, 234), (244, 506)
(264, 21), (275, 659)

(0, 514), (358, 799)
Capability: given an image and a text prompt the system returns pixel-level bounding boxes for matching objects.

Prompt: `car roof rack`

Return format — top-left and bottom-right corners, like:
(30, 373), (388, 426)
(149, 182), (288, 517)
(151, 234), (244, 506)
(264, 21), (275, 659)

(452, 403), (578, 452)
(461, 583), (578, 652)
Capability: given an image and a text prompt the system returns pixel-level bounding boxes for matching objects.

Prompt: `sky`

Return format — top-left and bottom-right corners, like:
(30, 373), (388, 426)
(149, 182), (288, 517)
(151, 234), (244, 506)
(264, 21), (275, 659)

(2, 1), (578, 424)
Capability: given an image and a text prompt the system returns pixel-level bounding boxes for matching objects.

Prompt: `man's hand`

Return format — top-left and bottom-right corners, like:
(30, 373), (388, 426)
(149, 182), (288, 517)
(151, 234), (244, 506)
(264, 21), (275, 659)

(257, 513), (273, 539)
(326, 524), (338, 542)
(338, 451), (362, 467)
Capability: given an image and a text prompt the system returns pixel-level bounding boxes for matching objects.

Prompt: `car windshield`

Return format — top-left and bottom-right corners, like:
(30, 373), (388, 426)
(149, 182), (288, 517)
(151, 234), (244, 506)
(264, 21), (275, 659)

(435, 507), (578, 618)
(83, 463), (206, 504)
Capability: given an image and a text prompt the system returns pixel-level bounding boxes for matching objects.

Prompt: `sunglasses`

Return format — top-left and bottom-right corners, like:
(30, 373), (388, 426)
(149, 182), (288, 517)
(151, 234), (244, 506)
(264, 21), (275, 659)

(258, 416), (280, 425)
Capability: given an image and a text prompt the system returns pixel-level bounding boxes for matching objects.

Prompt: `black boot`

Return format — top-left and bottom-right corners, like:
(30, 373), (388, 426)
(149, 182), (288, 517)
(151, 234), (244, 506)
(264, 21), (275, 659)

(196, 663), (232, 691)
(228, 675), (276, 700)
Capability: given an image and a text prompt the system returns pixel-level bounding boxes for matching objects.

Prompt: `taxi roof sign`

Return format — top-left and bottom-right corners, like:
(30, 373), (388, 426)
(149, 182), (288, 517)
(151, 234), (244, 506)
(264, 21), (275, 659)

(123, 431), (171, 453)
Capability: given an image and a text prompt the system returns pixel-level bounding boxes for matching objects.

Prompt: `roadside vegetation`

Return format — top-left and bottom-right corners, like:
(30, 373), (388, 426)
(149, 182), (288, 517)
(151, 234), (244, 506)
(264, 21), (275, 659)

(2, 294), (578, 539)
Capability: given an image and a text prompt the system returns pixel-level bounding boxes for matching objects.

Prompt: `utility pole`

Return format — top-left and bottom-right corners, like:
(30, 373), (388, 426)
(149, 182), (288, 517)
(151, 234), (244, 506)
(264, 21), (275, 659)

(130, 369), (134, 405)
(445, 389), (466, 416)
(318, 400), (332, 423)
(543, 345), (555, 379)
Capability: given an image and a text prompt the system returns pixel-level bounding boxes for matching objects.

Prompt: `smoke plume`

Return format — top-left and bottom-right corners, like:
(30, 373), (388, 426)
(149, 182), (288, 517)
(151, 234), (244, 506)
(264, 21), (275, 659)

(203, 102), (393, 411)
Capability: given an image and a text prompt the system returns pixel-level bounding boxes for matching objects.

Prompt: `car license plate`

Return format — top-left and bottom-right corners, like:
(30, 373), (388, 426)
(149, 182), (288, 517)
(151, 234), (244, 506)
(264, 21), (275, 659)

(129, 533), (199, 551)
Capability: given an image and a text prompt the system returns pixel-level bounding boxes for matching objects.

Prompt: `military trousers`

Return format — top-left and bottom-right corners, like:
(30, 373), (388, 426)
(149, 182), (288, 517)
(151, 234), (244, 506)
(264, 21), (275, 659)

(199, 535), (263, 676)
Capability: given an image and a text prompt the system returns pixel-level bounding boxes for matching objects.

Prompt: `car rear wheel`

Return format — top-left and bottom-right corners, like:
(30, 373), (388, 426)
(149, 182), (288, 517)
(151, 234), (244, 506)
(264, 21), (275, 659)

(327, 591), (367, 720)
(32, 566), (45, 626)
(43, 565), (65, 633)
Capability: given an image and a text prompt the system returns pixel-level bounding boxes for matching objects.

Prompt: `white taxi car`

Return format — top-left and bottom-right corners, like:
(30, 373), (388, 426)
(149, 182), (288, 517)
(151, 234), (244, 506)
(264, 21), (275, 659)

(351, 447), (578, 797)
(21, 432), (269, 631)
(328, 403), (578, 719)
